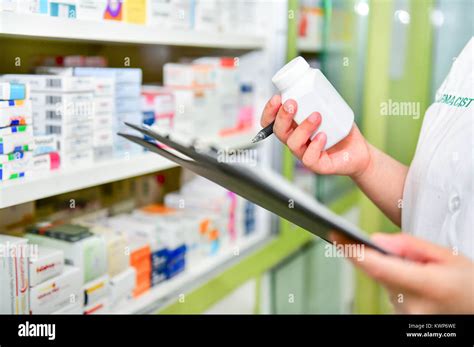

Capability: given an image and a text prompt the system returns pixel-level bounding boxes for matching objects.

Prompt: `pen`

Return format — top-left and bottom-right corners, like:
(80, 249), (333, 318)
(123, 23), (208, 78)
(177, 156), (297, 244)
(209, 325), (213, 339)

(251, 120), (275, 143)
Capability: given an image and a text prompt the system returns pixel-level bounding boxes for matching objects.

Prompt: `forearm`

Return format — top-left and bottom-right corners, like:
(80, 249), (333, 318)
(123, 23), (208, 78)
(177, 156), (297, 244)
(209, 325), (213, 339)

(351, 144), (409, 226)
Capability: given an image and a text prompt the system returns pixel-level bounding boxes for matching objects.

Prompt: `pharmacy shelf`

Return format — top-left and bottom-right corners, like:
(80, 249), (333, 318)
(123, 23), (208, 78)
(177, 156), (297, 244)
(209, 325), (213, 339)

(114, 231), (272, 314)
(0, 153), (175, 208)
(0, 129), (258, 209)
(0, 12), (265, 49)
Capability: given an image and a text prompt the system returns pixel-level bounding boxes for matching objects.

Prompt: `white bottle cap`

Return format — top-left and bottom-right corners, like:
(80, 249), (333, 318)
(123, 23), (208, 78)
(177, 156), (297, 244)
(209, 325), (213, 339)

(272, 56), (310, 91)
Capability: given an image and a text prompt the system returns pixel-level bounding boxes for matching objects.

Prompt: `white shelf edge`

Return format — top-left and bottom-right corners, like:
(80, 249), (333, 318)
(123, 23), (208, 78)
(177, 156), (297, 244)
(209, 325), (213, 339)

(114, 232), (272, 314)
(0, 12), (265, 49)
(0, 153), (176, 208)
(0, 130), (258, 209)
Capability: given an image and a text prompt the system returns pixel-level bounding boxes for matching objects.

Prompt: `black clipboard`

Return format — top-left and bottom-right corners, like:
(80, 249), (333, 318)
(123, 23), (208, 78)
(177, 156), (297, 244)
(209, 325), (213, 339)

(119, 123), (389, 255)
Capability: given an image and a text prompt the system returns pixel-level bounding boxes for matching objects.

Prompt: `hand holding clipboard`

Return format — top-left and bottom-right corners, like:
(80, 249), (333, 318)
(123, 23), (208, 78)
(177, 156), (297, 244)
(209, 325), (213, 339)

(119, 123), (390, 255)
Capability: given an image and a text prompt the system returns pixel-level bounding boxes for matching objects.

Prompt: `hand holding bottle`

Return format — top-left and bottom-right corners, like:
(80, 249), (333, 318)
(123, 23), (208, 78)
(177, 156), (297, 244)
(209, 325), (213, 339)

(260, 95), (372, 179)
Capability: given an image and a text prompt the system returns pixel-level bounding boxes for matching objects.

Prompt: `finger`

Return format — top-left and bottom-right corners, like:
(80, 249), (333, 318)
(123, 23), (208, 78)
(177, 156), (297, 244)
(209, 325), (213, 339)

(354, 247), (428, 293)
(260, 94), (282, 127)
(273, 99), (298, 143)
(287, 112), (321, 159)
(372, 233), (456, 263)
(301, 132), (327, 171)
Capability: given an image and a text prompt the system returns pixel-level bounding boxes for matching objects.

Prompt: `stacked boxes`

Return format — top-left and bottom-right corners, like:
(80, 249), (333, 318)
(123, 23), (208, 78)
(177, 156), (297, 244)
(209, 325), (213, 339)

(194, 57), (240, 134)
(72, 68), (143, 156)
(1, 74), (95, 169)
(106, 215), (152, 297)
(0, 235), (30, 314)
(49, 0), (77, 18)
(91, 77), (115, 161)
(28, 246), (64, 287)
(0, 82), (34, 182)
(37, 67), (143, 157)
(163, 62), (218, 136)
(133, 205), (188, 283)
(141, 85), (174, 135)
(25, 223), (109, 313)
(29, 265), (82, 314)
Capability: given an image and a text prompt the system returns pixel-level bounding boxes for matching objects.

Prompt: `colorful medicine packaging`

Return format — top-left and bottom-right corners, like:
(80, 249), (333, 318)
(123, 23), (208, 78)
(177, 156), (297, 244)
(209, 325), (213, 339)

(28, 246), (64, 287)
(26, 224), (108, 284)
(83, 274), (109, 307)
(84, 296), (109, 314)
(29, 265), (81, 314)
(0, 235), (30, 314)
(0, 82), (29, 100)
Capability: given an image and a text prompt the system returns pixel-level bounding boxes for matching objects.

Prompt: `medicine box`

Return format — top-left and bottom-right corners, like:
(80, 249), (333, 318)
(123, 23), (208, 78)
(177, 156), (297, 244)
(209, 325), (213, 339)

(0, 235), (30, 314)
(76, 0), (107, 21)
(0, 101), (32, 128)
(33, 134), (58, 156)
(31, 152), (61, 172)
(104, 0), (122, 21)
(29, 265), (82, 314)
(28, 246), (64, 287)
(83, 274), (109, 306)
(1, 75), (94, 93)
(109, 267), (136, 308)
(26, 231), (107, 284)
(49, 0), (77, 18)
(89, 225), (129, 277)
(123, 0), (146, 24)
(84, 296), (109, 314)
(0, 82), (29, 100)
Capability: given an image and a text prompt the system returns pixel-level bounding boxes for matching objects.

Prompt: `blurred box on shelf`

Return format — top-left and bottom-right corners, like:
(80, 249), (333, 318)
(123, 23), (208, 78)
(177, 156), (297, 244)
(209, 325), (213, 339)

(83, 274), (109, 306)
(141, 85), (174, 135)
(0, 235), (30, 314)
(123, 0), (146, 24)
(76, 0), (107, 21)
(109, 267), (135, 308)
(147, 0), (192, 29)
(193, 0), (218, 32)
(49, 0), (77, 18)
(0, 82), (29, 100)
(298, 4), (324, 51)
(104, 0), (122, 21)
(26, 224), (107, 284)
(28, 246), (64, 287)
(0, 100), (32, 128)
(1, 75), (94, 93)
(84, 296), (109, 314)
(0, 149), (30, 181)
(29, 265), (81, 314)
(88, 225), (129, 277)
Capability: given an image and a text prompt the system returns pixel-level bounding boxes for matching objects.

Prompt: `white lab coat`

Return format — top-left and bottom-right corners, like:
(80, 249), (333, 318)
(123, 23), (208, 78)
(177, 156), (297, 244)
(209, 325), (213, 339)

(402, 37), (473, 259)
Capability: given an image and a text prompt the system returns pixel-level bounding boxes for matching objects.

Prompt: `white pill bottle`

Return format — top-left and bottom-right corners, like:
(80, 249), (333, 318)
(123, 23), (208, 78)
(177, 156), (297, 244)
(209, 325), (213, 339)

(272, 56), (354, 150)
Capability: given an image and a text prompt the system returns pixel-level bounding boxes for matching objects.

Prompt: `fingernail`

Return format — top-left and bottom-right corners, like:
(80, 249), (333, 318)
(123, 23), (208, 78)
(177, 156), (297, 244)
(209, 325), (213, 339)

(283, 101), (295, 114)
(308, 113), (320, 124)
